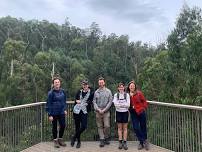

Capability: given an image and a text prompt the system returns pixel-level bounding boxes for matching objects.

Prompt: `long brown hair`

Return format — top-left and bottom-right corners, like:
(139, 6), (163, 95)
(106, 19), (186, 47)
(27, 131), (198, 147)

(127, 80), (137, 93)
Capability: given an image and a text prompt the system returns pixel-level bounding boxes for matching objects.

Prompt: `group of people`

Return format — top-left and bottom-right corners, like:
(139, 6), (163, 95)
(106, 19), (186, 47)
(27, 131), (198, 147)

(46, 76), (149, 151)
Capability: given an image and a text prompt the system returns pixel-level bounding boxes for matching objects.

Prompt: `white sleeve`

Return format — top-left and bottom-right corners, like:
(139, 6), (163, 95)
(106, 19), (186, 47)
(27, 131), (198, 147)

(125, 93), (130, 108)
(112, 93), (119, 107)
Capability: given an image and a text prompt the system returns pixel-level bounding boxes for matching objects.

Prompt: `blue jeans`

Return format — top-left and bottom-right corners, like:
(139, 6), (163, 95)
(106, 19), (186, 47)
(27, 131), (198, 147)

(130, 110), (147, 144)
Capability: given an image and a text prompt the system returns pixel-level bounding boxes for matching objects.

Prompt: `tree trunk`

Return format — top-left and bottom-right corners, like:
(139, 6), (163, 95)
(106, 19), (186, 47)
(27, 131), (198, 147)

(10, 59), (13, 77)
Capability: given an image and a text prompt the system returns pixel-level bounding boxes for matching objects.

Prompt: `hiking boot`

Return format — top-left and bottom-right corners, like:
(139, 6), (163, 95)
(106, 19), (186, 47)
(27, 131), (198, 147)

(58, 138), (66, 147)
(53, 139), (60, 148)
(70, 136), (76, 147)
(138, 143), (144, 150)
(118, 140), (123, 149)
(104, 137), (110, 145)
(123, 141), (128, 150)
(76, 141), (81, 148)
(144, 140), (150, 151)
(99, 139), (105, 147)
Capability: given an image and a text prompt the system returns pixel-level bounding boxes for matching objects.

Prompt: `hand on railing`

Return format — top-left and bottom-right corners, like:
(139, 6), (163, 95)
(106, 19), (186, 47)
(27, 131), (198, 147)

(64, 110), (67, 115)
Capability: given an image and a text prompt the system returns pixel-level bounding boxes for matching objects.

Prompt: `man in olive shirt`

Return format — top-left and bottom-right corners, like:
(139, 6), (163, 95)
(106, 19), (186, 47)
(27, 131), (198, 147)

(93, 77), (113, 147)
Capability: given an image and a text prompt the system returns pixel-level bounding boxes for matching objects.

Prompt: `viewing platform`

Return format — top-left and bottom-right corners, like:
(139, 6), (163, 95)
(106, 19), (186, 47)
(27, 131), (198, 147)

(22, 141), (173, 152)
(1, 101), (202, 152)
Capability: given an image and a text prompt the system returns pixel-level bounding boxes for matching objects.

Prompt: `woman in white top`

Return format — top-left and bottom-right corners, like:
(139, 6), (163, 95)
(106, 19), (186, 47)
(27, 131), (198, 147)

(113, 83), (130, 150)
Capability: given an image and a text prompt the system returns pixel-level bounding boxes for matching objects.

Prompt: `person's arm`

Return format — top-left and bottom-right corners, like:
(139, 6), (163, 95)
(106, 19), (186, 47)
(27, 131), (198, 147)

(62, 90), (67, 113)
(46, 91), (52, 117)
(75, 90), (81, 104)
(112, 93), (119, 108)
(139, 91), (148, 109)
(118, 93), (130, 108)
(102, 90), (113, 113)
(125, 93), (130, 108)
(93, 91), (99, 111)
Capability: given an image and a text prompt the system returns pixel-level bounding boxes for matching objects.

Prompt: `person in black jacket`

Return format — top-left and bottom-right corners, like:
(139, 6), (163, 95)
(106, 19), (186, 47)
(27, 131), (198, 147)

(71, 79), (94, 148)
(46, 77), (67, 148)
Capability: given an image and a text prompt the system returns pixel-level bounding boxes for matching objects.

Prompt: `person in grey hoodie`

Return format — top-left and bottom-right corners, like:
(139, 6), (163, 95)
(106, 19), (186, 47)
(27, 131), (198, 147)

(93, 77), (113, 147)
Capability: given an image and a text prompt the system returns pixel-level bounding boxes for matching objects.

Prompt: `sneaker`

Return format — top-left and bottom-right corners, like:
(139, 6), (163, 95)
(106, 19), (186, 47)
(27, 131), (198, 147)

(123, 141), (128, 150)
(144, 140), (150, 151)
(118, 140), (123, 149)
(138, 143), (144, 150)
(99, 139), (105, 147)
(53, 139), (60, 148)
(58, 138), (66, 147)
(70, 136), (76, 147)
(104, 138), (110, 145)
(76, 141), (81, 148)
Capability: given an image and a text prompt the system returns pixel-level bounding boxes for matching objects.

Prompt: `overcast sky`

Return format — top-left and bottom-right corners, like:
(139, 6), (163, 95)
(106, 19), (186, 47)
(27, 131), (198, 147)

(1, 0), (202, 45)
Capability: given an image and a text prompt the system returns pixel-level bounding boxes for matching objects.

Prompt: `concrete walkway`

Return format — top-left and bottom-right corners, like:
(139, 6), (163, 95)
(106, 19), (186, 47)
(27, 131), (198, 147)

(22, 141), (173, 152)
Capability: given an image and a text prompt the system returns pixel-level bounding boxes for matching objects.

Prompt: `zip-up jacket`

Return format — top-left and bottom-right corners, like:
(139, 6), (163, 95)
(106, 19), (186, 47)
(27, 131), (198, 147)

(130, 90), (148, 115)
(46, 89), (67, 116)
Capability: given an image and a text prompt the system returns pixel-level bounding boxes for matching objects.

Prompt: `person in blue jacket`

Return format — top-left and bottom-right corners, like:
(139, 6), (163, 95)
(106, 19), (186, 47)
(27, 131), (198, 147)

(46, 77), (67, 148)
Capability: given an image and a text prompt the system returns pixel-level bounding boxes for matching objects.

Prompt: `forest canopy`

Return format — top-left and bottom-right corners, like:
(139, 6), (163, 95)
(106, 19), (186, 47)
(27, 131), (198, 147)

(0, 5), (201, 107)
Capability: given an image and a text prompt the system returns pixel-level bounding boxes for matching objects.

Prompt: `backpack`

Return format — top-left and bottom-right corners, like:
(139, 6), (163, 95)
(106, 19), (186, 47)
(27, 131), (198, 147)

(117, 92), (127, 100)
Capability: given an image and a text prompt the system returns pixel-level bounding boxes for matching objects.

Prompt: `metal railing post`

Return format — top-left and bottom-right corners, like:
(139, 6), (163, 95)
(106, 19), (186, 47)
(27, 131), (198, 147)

(40, 104), (43, 142)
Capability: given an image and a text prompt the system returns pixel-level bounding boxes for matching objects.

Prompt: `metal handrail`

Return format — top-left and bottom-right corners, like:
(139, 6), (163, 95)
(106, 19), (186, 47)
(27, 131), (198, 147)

(0, 102), (45, 112)
(0, 101), (75, 112)
(1, 100), (202, 112)
(148, 100), (202, 110)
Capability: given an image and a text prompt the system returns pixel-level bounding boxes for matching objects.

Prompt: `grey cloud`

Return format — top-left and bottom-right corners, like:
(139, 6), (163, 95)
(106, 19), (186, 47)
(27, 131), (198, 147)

(2, 0), (52, 13)
(84, 0), (167, 23)
(2, 0), (167, 24)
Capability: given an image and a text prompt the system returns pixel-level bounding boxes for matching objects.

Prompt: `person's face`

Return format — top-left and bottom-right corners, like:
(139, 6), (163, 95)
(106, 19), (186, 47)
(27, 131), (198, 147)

(118, 85), (125, 93)
(98, 80), (105, 88)
(53, 79), (61, 89)
(129, 83), (136, 92)
(82, 84), (89, 90)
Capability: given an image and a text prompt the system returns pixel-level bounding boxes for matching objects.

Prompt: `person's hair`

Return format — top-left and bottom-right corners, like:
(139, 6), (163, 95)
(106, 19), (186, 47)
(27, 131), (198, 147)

(52, 76), (61, 84)
(98, 76), (105, 82)
(127, 80), (137, 92)
(118, 82), (125, 87)
(117, 82), (125, 92)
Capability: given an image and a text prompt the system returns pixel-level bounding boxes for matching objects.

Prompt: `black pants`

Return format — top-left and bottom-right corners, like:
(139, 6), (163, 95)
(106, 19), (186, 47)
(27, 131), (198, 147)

(130, 110), (147, 144)
(73, 111), (88, 142)
(52, 114), (66, 139)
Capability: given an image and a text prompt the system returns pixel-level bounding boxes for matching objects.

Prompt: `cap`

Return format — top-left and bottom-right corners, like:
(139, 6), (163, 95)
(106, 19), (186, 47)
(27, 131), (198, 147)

(81, 80), (88, 85)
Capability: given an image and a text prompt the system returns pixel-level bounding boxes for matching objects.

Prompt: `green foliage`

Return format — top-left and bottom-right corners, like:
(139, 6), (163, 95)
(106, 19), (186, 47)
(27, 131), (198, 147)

(0, 5), (202, 107)
(0, 16), (154, 107)
(139, 5), (202, 104)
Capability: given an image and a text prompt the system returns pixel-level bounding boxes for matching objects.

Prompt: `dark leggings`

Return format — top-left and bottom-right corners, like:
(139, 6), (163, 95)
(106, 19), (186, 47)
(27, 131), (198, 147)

(73, 111), (88, 142)
(52, 114), (66, 139)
